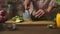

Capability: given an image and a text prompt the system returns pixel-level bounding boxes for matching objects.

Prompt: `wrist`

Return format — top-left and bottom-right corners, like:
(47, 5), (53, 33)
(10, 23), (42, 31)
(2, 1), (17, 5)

(43, 9), (50, 14)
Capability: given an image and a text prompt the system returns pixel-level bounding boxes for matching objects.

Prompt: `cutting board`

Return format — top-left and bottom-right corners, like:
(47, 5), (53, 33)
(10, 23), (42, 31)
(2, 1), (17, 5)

(5, 20), (55, 25)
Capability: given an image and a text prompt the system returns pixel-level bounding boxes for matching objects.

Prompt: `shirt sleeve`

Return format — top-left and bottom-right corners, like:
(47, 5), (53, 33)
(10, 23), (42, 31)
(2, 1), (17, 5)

(49, 0), (56, 7)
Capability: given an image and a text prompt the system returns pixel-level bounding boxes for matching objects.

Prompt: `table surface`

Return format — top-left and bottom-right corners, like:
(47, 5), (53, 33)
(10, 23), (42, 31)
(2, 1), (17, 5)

(2, 20), (60, 34)
(0, 25), (60, 34)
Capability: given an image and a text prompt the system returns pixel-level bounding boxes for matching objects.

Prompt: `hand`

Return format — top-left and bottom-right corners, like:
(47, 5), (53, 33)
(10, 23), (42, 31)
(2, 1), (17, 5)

(24, 0), (30, 10)
(32, 9), (45, 18)
(25, 6), (30, 10)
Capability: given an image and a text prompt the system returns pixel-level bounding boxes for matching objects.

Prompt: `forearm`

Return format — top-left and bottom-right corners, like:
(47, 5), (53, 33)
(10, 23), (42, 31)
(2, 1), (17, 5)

(46, 0), (55, 13)
(46, 6), (53, 13)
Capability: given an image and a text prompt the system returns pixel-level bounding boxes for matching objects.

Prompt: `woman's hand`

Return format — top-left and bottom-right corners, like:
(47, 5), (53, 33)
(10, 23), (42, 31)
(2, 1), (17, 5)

(31, 9), (45, 18)
(24, 0), (30, 10)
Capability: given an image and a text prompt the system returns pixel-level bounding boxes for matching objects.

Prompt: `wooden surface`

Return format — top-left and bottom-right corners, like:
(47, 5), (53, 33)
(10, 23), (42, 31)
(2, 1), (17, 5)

(0, 25), (60, 34)
(5, 20), (55, 25)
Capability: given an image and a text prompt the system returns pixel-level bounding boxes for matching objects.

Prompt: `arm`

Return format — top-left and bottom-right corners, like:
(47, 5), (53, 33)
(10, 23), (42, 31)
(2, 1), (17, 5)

(46, 0), (56, 13)
(32, 0), (56, 18)
(24, 0), (31, 10)
(46, 6), (53, 13)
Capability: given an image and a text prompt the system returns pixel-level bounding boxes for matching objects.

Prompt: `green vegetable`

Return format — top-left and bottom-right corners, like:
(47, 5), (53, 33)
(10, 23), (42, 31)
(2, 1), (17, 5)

(12, 16), (23, 22)
(47, 24), (56, 29)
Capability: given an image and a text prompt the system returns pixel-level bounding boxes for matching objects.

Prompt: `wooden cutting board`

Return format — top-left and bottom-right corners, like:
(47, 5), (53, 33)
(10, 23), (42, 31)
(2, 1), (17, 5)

(5, 20), (55, 25)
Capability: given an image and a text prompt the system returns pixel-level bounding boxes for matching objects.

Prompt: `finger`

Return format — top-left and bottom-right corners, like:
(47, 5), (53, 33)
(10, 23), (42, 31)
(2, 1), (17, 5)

(38, 12), (45, 18)
(31, 10), (36, 16)
(34, 10), (41, 15)
(35, 11), (42, 18)
(32, 9), (42, 16)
